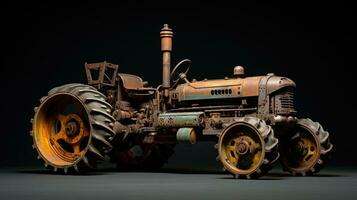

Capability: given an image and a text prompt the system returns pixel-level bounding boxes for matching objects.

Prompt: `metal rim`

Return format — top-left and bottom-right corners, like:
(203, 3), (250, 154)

(281, 124), (321, 173)
(33, 93), (92, 167)
(218, 122), (265, 175)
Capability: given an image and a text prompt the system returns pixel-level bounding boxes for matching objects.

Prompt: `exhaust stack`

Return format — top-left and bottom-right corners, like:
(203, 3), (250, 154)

(160, 24), (173, 97)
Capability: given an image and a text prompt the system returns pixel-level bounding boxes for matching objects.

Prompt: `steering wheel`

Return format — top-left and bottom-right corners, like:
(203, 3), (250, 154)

(170, 59), (191, 88)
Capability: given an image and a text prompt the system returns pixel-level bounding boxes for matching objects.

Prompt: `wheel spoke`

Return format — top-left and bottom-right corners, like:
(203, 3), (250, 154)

(253, 141), (261, 150)
(226, 145), (236, 152)
(80, 126), (89, 137)
(57, 114), (67, 122)
(52, 130), (66, 141)
(304, 144), (316, 160)
(52, 114), (67, 140)
(252, 151), (262, 167)
(227, 154), (238, 166)
(73, 143), (81, 154)
(230, 157), (238, 166)
(225, 144), (239, 165)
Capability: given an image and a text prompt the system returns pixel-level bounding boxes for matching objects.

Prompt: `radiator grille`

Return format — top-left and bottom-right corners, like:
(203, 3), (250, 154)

(275, 89), (296, 114)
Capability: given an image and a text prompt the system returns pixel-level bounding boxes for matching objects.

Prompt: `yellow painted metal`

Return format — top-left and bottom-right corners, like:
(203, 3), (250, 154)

(292, 134), (320, 172)
(32, 93), (91, 167)
(219, 123), (265, 176)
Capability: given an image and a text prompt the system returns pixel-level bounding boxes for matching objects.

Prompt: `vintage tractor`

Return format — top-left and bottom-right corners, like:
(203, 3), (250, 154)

(31, 24), (333, 178)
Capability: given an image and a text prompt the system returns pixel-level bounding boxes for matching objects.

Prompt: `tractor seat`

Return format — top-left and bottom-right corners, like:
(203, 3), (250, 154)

(118, 73), (155, 98)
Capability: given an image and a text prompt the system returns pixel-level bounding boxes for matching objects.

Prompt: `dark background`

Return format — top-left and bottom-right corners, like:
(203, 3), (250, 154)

(0, 1), (355, 169)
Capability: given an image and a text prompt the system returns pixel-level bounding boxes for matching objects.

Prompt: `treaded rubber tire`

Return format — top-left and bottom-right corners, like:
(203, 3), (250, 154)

(279, 118), (333, 176)
(217, 117), (280, 179)
(31, 83), (115, 173)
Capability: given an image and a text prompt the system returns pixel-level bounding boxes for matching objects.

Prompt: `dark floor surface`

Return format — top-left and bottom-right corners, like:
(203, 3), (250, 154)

(1, 166), (356, 200)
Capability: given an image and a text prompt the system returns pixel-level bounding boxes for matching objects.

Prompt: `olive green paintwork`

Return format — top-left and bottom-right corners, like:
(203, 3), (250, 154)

(176, 127), (196, 144)
(158, 112), (204, 128)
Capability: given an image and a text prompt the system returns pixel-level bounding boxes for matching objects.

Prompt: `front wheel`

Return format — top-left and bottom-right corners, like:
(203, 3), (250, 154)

(217, 117), (279, 179)
(279, 118), (333, 176)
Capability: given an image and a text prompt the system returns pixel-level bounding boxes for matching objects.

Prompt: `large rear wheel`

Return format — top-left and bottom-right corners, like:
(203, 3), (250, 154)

(31, 83), (115, 173)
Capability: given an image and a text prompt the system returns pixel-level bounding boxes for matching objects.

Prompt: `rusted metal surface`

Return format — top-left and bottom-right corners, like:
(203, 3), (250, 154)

(279, 118), (333, 176)
(233, 66), (245, 77)
(30, 24), (332, 178)
(217, 117), (278, 179)
(160, 24), (173, 98)
(257, 73), (274, 118)
(266, 76), (296, 94)
(85, 61), (118, 89)
(118, 73), (145, 90)
(158, 112), (204, 127)
(176, 128), (197, 144)
(174, 76), (263, 102)
(31, 84), (115, 172)
(273, 87), (296, 115)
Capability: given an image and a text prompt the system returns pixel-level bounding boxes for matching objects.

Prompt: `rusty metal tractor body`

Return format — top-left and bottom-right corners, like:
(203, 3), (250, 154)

(31, 24), (333, 178)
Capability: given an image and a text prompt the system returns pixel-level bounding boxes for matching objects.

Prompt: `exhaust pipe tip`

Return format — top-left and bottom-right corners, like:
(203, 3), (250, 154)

(160, 24), (173, 51)
(161, 24), (174, 91)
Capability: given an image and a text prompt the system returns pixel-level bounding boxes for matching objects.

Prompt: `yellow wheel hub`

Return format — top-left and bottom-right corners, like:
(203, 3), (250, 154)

(285, 129), (320, 172)
(33, 93), (91, 167)
(219, 122), (265, 176)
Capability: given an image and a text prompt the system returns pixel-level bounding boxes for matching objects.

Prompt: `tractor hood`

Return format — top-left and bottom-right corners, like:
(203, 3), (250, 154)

(173, 75), (296, 102)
